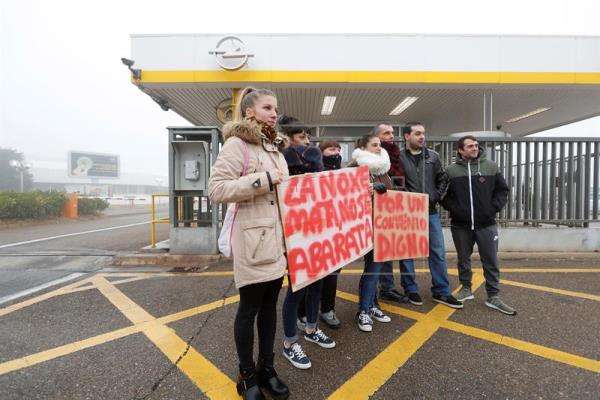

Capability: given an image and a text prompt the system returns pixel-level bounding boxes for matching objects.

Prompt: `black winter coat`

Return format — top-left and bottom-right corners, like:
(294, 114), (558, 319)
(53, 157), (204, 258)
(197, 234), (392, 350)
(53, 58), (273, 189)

(398, 147), (448, 213)
(283, 145), (323, 176)
(441, 151), (509, 229)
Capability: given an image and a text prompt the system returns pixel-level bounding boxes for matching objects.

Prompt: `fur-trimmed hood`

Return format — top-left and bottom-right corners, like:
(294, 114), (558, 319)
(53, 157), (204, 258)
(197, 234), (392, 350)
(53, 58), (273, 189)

(222, 119), (287, 150)
(351, 147), (391, 176)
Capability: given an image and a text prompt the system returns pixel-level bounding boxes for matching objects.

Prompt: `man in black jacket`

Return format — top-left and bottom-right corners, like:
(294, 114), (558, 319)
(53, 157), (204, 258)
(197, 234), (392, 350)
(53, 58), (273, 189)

(396, 122), (462, 309)
(442, 135), (516, 315)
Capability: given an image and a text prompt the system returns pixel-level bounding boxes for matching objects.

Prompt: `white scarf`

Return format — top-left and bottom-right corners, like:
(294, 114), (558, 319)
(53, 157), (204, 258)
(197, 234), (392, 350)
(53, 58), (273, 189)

(351, 147), (391, 176)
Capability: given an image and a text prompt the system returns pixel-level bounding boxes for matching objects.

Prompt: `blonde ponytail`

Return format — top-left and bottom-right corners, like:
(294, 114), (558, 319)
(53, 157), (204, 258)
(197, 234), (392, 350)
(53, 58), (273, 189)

(234, 87), (276, 121)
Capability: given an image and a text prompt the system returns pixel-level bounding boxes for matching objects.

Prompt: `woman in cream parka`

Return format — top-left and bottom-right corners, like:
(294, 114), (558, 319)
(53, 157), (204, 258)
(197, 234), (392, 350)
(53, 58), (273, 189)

(208, 87), (289, 400)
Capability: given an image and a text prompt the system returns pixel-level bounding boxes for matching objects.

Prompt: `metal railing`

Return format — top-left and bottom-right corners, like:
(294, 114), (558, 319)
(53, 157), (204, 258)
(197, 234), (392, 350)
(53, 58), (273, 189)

(308, 133), (599, 227)
(179, 124), (599, 228)
(427, 138), (599, 227)
(150, 193), (169, 248)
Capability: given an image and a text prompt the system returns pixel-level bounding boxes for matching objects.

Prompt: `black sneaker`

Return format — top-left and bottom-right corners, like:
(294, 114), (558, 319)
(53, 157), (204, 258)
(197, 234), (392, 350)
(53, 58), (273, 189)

(407, 292), (423, 306)
(304, 329), (336, 349)
(379, 289), (409, 304)
(432, 294), (463, 309)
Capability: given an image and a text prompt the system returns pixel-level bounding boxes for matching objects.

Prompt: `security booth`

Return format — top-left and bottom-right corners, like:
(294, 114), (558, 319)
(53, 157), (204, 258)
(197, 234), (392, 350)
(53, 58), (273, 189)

(168, 126), (222, 254)
(127, 33), (600, 253)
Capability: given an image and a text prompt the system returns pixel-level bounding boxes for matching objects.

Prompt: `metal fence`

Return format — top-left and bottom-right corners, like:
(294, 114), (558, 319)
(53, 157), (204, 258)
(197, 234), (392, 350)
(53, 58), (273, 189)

(429, 138), (599, 227)
(167, 126), (600, 228)
(310, 134), (600, 227)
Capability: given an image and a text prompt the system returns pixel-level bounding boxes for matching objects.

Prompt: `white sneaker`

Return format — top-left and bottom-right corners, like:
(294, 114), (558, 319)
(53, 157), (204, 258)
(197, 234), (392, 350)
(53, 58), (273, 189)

(370, 307), (391, 323)
(283, 342), (311, 369)
(356, 311), (373, 332)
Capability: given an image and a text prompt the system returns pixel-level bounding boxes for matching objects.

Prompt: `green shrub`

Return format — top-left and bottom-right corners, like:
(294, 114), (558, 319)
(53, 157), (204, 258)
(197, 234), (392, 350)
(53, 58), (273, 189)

(77, 197), (109, 215)
(0, 191), (67, 219)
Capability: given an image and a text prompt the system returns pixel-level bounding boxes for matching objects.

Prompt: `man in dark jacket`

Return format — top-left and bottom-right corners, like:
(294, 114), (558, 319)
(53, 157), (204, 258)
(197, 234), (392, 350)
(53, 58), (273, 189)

(396, 122), (462, 309)
(442, 135), (516, 315)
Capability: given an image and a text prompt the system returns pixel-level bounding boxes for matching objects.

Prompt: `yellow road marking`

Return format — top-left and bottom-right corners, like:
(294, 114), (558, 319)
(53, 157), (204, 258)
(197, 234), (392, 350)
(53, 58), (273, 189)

(336, 290), (426, 321)
(440, 320), (600, 373)
(67, 276), (156, 294)
(3, 267), (595, 318)
(343, 267), (600, 275)
(93, 276), (237, 399)
(0, 277), (94, 317)
(0, 274), (164, 317)
(500, 268), (600, 273)
(447, 268), (600, 274)
(0, 289), (240, 377)
(341, 287), (600, 374)
(157, 295), (240, 325)
(95, 267), (600, 279)
(329, 275), (485, 399)
(2, 267), (598, 391)
(0, 324), (141, 375)
(500, 279), (600, 302)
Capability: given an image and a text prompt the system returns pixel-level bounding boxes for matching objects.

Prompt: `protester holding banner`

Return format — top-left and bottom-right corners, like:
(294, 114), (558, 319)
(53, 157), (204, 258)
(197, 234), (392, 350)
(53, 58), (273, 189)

(208, 87), (290, 400)
(296, 140), (344, 329)
(349, 133), (394, 332)
(371, 123), (412, 305)
(278, 115), (336, 370)
(278, 115), (323, 175)
(442, 135), (515, 315)
(397, 122), (463, 309)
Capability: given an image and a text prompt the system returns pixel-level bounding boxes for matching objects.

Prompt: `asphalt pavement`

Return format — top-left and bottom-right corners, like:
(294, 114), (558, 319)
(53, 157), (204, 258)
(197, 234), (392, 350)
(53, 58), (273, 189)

(0, 258), (598, 399)
(0, 205), (168, 303)
(0, 210), (598, 399)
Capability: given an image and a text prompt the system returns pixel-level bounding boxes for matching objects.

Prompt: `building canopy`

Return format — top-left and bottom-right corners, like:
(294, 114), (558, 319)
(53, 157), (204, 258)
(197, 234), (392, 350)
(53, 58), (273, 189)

(128, 34), (600, 137)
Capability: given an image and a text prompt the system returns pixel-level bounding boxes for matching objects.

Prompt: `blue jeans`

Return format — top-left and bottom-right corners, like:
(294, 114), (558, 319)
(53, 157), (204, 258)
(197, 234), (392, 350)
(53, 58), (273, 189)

(282, 278), (323, 343)
(358, 250), (384, 312)
(378, 212), (451, 297)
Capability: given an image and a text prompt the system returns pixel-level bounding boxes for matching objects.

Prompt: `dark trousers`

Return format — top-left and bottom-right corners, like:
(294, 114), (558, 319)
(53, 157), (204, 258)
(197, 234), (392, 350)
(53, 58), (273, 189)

(359, 250), (384, 312)
(378, 212), (451, 296)
(451, 224), (500, 297)
(282, 278), (323, 342)
(298, 270), (339, 318)
(234, 277), (283, 370)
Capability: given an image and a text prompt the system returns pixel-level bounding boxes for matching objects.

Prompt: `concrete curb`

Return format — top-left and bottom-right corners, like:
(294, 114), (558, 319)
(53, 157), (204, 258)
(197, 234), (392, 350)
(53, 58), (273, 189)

(112, 251), (599, 267)
(113, 253), (224, 267)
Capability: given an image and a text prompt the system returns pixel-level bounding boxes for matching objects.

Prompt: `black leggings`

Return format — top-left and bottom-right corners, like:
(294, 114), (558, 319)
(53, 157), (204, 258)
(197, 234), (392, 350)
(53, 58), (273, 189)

(234, 276), (284, 370)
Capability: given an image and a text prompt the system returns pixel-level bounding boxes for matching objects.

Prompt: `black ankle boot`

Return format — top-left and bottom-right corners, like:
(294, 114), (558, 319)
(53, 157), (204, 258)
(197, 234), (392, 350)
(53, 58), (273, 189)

(257, 354), (290, 400)
(236, 365), (265, 400)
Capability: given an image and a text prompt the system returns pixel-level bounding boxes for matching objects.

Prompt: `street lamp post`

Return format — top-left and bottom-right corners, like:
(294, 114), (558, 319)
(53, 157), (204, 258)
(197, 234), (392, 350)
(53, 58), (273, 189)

(9, 160), (32, 192)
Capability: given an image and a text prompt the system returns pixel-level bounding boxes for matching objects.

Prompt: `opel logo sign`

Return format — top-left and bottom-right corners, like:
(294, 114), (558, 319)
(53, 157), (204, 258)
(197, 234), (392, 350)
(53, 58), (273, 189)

(208, 36), (254, 71)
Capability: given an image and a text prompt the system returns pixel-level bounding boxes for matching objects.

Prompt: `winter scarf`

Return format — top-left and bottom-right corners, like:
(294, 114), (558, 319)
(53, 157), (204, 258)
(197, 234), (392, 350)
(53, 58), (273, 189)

(351, 147), (391, 176)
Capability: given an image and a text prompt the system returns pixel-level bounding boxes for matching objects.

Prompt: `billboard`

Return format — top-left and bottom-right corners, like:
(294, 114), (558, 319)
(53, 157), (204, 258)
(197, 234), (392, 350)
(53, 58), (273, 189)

(68, 151), (120, 179)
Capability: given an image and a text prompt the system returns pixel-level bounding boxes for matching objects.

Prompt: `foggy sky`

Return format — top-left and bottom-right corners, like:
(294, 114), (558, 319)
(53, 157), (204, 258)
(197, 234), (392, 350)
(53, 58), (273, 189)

(1, 0), (599, 180)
